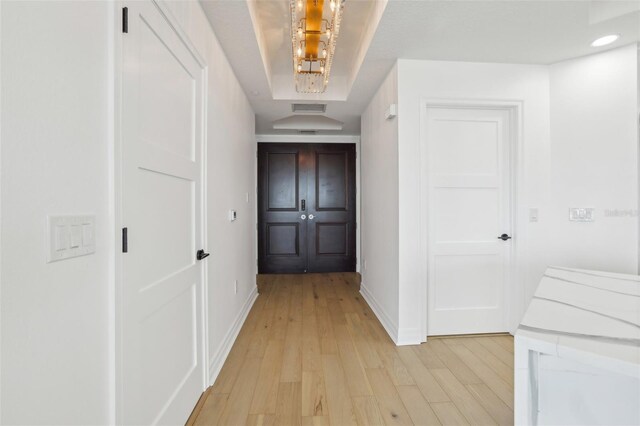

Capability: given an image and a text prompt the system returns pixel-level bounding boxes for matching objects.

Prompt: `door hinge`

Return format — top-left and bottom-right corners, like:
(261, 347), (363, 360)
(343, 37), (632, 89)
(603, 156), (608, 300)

(122, 7), (129, 33)
(122, 227), (128, 253)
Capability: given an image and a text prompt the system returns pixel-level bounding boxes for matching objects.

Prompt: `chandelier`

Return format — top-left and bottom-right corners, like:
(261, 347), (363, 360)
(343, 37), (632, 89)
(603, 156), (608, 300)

(290, 0), (345, 93)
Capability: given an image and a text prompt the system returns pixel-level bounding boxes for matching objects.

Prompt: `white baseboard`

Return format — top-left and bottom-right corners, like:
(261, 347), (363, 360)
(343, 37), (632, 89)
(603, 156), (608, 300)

(359, 283), (399, 344)
(396, 327), (423, 346)
(208, 285), (258, 385)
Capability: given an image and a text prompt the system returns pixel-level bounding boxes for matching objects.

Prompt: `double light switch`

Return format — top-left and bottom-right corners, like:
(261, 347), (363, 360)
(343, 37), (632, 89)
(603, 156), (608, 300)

(569, 208), (595, 222)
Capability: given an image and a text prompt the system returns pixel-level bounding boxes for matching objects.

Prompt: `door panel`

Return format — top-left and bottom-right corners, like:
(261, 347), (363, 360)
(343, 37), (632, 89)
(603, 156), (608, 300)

(138, 15), (195, 161)
(433, 253), (502, 309)
(316, 152), (348, 210)
(307, 145), (356, 272)
(258, 143), (356, 273)
(316, 223), (348, 255)
(134, 168), (193, 283)
(434, 188), (499, 241)
(259, 145), (307, 273)
(267, 223), (300, 255)
(122, 1), (204, 424)
(267, 152), (299, 210)
(426, 107), (511, 336)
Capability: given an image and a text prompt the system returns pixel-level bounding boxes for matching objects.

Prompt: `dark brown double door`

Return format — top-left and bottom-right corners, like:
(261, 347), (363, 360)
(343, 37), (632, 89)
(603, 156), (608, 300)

(258, 143), (356, 274)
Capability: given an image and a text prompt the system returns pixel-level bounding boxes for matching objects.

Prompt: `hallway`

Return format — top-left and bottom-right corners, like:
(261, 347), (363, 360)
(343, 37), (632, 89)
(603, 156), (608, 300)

(189, 274), (514, 425)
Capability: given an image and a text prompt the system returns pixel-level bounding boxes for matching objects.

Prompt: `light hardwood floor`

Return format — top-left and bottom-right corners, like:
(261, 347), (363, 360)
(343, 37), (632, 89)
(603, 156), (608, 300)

(188, 273), (514, 425)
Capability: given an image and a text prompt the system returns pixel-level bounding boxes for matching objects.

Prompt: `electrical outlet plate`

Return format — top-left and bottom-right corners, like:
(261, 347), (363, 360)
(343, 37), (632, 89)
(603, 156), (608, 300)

(569, 208), (595, 222)
(47, 215), (96, 262)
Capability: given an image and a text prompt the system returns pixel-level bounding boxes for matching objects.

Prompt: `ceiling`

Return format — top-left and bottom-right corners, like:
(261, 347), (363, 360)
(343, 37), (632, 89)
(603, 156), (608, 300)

(199, 0), (640, 136)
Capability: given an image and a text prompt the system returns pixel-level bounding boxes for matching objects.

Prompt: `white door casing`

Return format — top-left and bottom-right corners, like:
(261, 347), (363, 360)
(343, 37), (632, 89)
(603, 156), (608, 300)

(120, 1), (206, 424)
(425, 106), (513, 336)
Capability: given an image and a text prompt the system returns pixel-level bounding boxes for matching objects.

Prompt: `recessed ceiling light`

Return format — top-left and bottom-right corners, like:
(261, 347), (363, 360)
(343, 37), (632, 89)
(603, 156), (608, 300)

(591, 34), (620, 47)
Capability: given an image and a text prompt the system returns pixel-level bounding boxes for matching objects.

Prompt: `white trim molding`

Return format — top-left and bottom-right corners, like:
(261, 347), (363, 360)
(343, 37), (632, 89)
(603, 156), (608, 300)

(256, 134), (360, 144)
(396, 328), (423, 346)
(360, 283), (399, 344)
(208, 285), (258, 385)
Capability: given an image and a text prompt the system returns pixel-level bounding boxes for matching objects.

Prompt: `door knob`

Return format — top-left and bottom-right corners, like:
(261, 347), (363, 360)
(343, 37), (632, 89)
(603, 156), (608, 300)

(308, 214), (315, 220)
(196, 249), (210, 260)
(300, 214), (306, 220)
(498, 234), (512, 241)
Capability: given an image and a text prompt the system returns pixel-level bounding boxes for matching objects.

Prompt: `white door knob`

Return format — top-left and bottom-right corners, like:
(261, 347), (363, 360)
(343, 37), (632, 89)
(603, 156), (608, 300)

(308, 214), (315, 220)
(300, 214), (306, 220)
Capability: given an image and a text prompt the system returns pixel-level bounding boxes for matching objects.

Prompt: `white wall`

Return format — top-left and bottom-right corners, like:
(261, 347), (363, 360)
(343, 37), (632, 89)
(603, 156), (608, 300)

(1, 1), (257, 423)
(359, 65), (401, 341)
(548, 44), (638, 274)
(362, 59), (552, 344)
(163, 1), (258, 385)
(362, 48), (639, 345)
(1, 2), (112, 424)
(396, 59), (552, 342)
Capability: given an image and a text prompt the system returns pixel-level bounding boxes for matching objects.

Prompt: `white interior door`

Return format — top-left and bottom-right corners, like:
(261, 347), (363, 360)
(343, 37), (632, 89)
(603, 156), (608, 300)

(121, 1), (205, 424)
(426, 106), (512, 336)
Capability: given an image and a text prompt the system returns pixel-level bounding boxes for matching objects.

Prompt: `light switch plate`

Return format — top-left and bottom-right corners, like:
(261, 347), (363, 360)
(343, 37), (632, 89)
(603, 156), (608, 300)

(385, 104), (397, 120)
(47, 215), (96, 262)
(529, 208), (539, 223)
(70, 225), (82, 248)
(54, 224), (68, 251)
(569, 208), (595, 222)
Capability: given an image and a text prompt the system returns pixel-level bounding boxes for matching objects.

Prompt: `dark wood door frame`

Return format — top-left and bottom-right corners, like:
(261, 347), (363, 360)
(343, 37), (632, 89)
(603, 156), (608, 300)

(258, 142), (357, 274)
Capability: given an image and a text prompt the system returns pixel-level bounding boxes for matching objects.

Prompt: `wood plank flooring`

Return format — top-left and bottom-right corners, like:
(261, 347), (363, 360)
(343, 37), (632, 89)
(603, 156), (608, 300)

(189, 273), (514, 425)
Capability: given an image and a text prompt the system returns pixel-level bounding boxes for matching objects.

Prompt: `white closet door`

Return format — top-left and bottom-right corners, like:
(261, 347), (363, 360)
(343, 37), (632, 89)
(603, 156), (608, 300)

(426, 107), (512, 336)
(121, 1), (205, 424)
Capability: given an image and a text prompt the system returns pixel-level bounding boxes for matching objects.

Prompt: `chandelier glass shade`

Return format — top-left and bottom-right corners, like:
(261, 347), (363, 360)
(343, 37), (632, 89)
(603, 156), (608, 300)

(290, 0), (345, 93)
